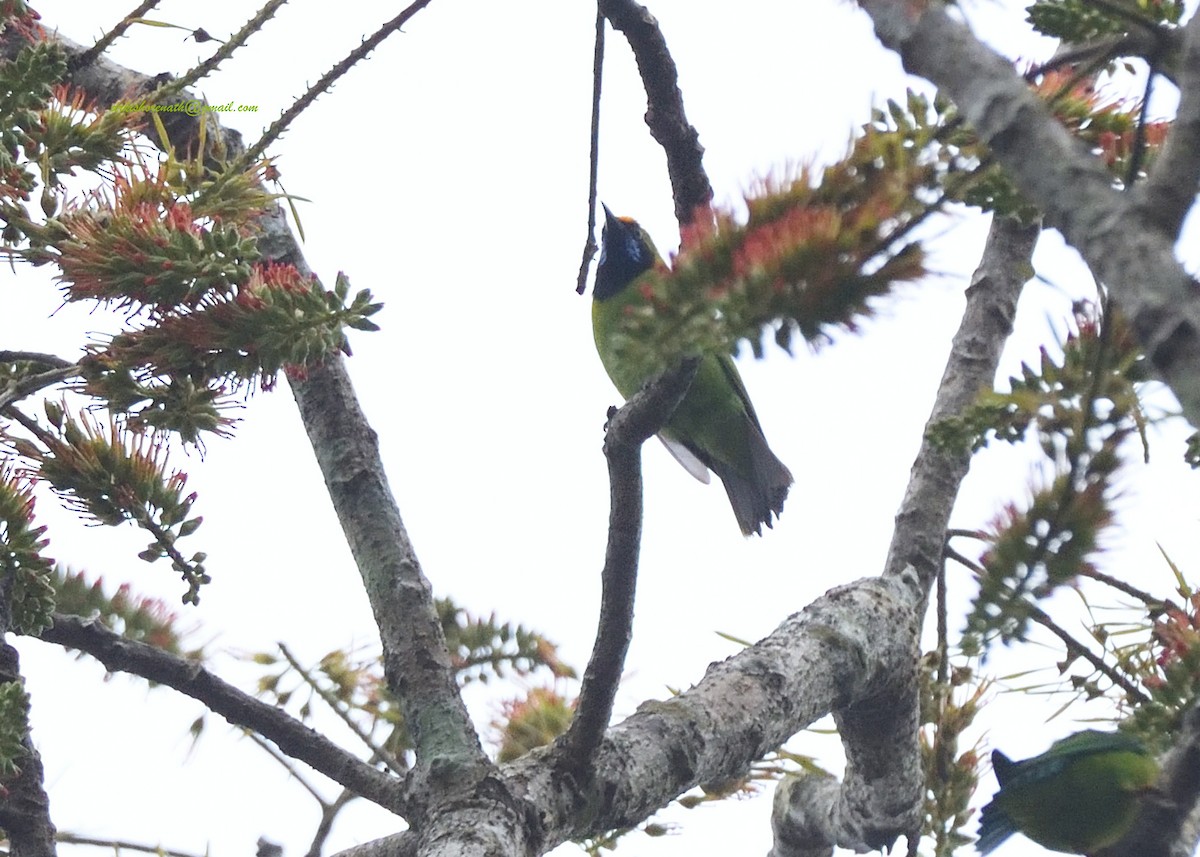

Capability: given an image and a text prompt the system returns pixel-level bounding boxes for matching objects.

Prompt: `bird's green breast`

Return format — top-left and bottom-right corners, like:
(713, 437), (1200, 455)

(591, 286), (647, 400)
(592, 290), (761, 476)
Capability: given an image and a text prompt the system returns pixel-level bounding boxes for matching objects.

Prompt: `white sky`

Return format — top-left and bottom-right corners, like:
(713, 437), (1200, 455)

(7, 2), (1200, 856)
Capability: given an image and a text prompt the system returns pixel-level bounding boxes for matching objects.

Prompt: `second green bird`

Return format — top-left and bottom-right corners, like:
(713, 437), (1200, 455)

(977, 729), (1158, 855)
(592, 205), (792, 536)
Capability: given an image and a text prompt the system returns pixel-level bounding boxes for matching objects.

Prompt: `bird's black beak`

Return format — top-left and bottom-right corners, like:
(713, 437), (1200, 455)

(600, 202), (632, 246)
(578, 203), (618, 296)
(598, 202), (620, 260)
(590, 203), (619, 298)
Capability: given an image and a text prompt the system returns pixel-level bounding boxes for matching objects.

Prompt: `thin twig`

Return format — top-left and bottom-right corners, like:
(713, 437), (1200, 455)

(951, 546), (1151, 702)
(1025, 601), (1150, 703)
(69, 0), (164, 71)
(2, 404), (47, 441)
(242, 728), (328, 804)
(1025, 36), (1123, 81)
(1078, 566), (1177, 612)
(305, 789), (357, 857)
(278, 643), (404, 775)
(936, 558), (949, 686)
(1124, 67), (1157, 188)
(245, 725), (364, 857)
(946, 528), (991, 543)
(944, 545), (985, 577)
(576, 5), (606, 296)
(57, 831), (201, 857)
(152, 0), (289, 104)
(1024, 30), (1178, 87)
(204, 0), (436, 204)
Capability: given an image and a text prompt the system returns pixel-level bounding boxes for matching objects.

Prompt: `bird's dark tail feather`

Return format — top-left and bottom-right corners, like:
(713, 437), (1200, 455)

(975, 751), (1016, 855)
(975, 801), (1014, 855)
(710, 428), (792, 537)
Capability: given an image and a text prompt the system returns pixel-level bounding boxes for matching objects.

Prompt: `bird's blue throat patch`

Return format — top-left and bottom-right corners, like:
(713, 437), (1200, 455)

(594, 220), (655, 301)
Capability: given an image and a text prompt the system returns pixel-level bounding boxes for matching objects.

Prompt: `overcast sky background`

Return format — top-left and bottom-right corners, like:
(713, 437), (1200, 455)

(6, 2), (1200, 856)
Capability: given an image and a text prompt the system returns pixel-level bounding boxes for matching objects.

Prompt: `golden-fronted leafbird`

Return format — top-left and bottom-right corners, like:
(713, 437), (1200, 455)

(592, 204), (793, 536)
(977, 729), (1158, 855)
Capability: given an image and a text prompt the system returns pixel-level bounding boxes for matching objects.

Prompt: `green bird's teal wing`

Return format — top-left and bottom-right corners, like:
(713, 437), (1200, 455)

(977, 730), (1158, 855)
(658, 352), (791, 536)
(591, 205), (793, 536)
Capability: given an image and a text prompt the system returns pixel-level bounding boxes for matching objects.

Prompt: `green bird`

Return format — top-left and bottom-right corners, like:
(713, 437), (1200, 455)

(977, 729), (1158, 855)
(591, 204), (792, 536)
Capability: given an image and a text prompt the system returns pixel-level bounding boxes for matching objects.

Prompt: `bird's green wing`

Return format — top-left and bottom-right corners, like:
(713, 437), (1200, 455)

(1000, 730), (1147, 791)
(715, 353), (766, 434)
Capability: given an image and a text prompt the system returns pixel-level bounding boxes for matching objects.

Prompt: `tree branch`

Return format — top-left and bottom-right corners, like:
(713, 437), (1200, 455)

(858, 0), (1200, 430)
(514, 571), (924, 852)
(0, 353), (73, 370)
(766, 218), (1036, 856)
(0, 352), (80, 411)
(560, 358), (699, 762)
(1025, 30), (1180, 87)
(282, 349), (492, 801)
(36, 614), (406, 813)
(335, 574), (927, 857)
(1136, 11), (1200, 235)
(0, 641), (57, 857)
(885, 218), (1038, 588)
(0, 366), (79, 412)
(598, 0), (712, 222)
(570, 6), (714, 761)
